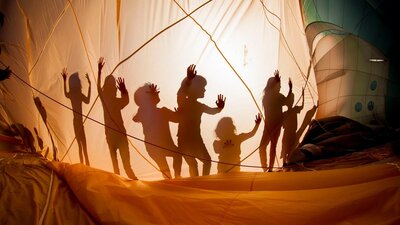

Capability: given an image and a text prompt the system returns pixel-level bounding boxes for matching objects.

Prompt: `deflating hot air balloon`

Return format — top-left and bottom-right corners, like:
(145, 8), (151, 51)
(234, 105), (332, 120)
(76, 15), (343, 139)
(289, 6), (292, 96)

(0, 0), (399, 224)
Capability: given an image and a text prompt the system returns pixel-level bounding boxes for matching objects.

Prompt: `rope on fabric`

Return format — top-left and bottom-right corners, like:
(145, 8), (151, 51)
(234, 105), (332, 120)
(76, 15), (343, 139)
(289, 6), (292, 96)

(39, 170), (54, 225)
(1, 0), (306, 171)
(3, 65), (281, 170)
(109, 0), (213, 75)
(172, 0), (265, 121)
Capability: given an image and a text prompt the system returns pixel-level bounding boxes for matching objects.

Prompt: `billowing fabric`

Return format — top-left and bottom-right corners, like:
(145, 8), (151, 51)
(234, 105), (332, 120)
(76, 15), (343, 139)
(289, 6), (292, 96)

(48, 160), (400, 225)
(1, 1), (400, 224)
(0, 153), (96, 225)
(0, 0), (317, 179)
(301, 0), (400, 125)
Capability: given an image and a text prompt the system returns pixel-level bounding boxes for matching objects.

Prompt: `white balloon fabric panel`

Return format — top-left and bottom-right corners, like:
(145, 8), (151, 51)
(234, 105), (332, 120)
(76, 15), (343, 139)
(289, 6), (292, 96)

(0, 0), (317, 180)
(312, 33), (388, 124)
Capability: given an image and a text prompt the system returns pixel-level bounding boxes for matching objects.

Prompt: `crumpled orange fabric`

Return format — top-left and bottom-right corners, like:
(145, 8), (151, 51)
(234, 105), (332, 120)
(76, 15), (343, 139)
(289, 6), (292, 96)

(48, 161), (400, 225)
(0, 154), (96, 225)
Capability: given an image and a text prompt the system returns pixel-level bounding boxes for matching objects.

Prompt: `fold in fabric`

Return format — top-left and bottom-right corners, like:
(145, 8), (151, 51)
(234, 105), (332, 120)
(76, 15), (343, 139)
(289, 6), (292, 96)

(0, 154), (97, 225)
(49, 161), (400, 225)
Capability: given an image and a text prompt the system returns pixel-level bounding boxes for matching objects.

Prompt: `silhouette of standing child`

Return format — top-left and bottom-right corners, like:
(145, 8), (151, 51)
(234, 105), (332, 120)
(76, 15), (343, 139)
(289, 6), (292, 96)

(97, 57), (137, 180)
(259, 70), (290, 172)
(213, 114), (261, 173)
(281, 79), (304, 165)
(133, 83), (182, 179)
(61, 68), (91, 166)
(34, 97), (58, 160)
(177, 64), (226, 177)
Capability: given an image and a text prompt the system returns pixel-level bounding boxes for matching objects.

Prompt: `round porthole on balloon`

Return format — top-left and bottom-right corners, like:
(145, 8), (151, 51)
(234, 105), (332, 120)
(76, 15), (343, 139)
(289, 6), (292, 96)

(368, 101), (374, 111)
(370, 80), (377, 91)
(355, 102), (362, 112)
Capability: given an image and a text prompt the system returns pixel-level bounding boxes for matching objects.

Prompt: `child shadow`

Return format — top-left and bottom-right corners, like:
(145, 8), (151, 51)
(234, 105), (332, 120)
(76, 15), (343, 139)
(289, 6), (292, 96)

(34, 96), (58, 160)
(133, 83), (182, 179)
(295, 103), (318, 146)
(97, 57), (137, 180)
(213, 114), (261, 173)
(259, 70), (290, 172)
(281, 83), (304, 165)
(61, 69), (91, 166)
(176, 64), (225, 177)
